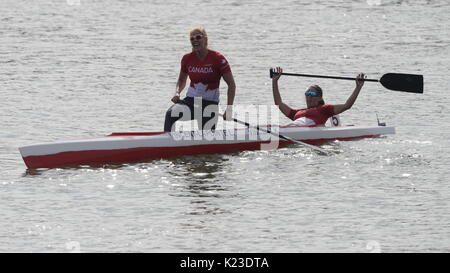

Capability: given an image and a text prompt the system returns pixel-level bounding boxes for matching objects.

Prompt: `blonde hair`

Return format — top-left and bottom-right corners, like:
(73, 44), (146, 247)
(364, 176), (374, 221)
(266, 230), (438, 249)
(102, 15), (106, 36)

(189, 27), (208, 47)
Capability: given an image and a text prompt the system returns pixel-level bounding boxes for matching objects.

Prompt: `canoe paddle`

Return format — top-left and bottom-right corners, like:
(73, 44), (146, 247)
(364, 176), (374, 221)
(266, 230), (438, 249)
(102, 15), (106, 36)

(269, 69), (424, 93)
(221, 114), (330, 155)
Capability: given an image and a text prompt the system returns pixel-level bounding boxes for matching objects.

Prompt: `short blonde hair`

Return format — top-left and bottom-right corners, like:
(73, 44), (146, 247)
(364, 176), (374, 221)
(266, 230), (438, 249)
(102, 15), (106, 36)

(189, 27), (208, 47)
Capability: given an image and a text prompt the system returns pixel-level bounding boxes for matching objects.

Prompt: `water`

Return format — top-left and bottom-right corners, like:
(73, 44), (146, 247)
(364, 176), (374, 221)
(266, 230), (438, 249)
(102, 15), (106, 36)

(1, 0), (450, 252)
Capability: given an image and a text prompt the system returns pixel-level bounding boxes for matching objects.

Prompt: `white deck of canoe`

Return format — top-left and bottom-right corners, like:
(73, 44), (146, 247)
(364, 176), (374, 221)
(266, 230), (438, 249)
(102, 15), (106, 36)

(19, 126), (395, 157)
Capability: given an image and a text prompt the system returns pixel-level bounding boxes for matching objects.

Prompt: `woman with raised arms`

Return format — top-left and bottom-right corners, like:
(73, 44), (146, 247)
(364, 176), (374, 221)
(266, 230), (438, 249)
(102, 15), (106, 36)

(271, 67), (366, 126)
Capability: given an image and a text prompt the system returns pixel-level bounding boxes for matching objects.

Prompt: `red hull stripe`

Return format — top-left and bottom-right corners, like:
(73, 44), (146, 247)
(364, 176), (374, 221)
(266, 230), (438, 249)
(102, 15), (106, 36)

(22, 135), (377, 169)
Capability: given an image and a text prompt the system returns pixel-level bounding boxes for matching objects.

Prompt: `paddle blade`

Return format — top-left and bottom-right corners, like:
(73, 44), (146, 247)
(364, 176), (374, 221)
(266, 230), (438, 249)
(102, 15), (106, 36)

(380, 73), (423, 93)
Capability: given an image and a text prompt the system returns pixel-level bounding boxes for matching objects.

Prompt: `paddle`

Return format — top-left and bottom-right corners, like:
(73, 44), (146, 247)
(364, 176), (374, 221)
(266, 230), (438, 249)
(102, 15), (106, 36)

(269, 69), (424, 93)
(221, 114), (330, 155)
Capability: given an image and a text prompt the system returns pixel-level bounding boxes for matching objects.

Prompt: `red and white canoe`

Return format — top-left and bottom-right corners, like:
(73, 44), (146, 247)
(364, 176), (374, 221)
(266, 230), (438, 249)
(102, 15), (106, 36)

(19, 125), (395, 169)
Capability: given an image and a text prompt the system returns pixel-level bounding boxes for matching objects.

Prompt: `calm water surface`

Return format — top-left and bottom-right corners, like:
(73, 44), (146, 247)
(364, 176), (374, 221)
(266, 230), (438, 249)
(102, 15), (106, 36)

(1, 0), (450, 252)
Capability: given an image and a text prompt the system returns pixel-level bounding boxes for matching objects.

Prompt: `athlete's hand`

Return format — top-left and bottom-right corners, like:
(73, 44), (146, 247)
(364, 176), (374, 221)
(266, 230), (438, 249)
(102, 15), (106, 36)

(171, 94), (182, 103)
(222, 106), (233, 121)
(271, 67), (283, 81)
(356, 73), (366, 88)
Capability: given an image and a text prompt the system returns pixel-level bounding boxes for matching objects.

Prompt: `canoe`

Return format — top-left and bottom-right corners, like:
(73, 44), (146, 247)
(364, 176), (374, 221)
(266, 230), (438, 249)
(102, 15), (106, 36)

(19, 125), (395, 169)
(19, 124), (395, 169)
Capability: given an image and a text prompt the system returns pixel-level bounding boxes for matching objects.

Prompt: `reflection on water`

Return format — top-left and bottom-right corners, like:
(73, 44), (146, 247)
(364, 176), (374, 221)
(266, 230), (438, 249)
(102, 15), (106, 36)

(165, 154), (235, 216)
(166, 154), (229, 184)
(23, 168), (45, 177)
(22, 162), (127, 177)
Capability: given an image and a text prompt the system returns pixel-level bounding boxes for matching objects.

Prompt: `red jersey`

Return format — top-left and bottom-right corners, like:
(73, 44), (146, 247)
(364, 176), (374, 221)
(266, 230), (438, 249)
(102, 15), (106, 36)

(181, 49), (231, 102)
(288, 104), (335, 125)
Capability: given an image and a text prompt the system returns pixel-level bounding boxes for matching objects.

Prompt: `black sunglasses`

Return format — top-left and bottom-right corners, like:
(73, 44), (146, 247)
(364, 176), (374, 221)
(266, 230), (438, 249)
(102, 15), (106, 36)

(190, 35), (203, 41)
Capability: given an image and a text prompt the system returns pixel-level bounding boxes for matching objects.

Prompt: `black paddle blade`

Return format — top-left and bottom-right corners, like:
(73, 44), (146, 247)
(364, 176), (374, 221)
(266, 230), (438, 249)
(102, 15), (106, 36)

(379, 73), (423, 93)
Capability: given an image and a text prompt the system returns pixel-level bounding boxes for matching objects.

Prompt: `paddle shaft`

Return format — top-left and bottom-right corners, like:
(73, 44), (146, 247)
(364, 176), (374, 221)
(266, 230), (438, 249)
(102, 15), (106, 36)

(221, 115), (330, 155)
(270, 70), (424, 93)
(271, 71), (379, 82)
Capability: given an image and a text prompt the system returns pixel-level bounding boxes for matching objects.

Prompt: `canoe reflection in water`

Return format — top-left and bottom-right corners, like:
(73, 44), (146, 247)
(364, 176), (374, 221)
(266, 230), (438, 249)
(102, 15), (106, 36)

(166, 154), (236, 216)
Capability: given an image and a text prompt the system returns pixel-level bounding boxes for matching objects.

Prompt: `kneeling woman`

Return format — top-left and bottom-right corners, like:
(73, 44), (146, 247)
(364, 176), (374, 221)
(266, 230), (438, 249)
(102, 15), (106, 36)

(164, 28), (236, 131)
(271, 67), (366, 126)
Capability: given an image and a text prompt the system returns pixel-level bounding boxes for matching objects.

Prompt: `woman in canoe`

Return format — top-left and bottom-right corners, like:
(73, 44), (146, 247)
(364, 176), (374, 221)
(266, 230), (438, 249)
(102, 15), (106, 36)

(164, 27), (236, 131)
(271, 67), (366, 126)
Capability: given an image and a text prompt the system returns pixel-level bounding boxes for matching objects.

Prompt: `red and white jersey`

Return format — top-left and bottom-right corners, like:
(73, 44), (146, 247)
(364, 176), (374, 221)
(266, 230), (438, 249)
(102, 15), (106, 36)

(181, 49), (231, 102)
(288, 104), (335, 125)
